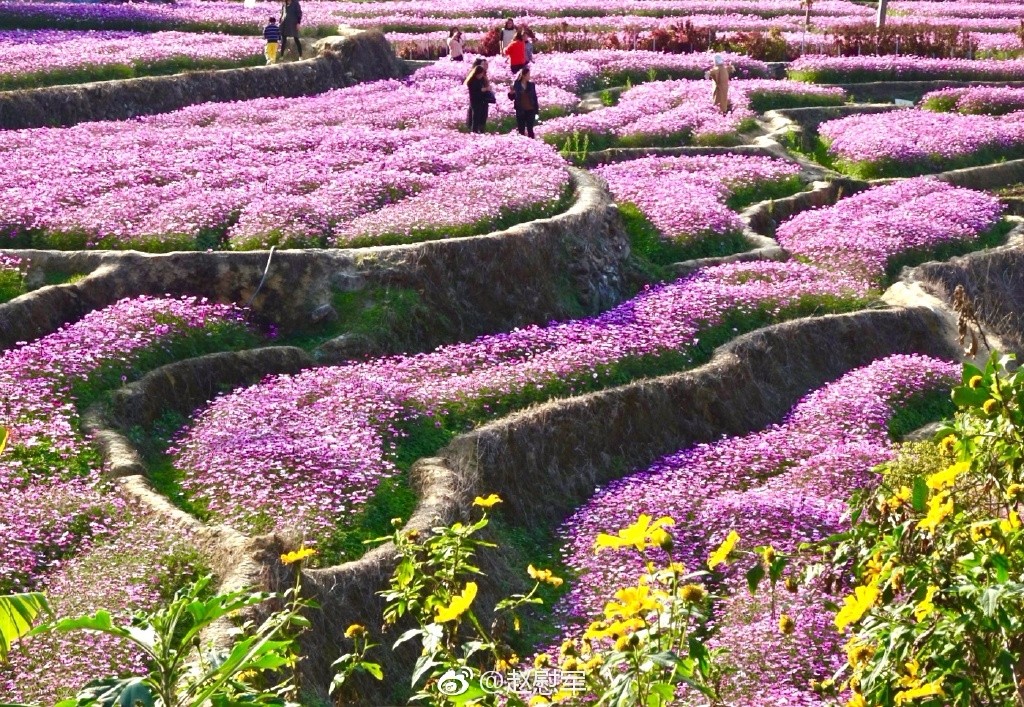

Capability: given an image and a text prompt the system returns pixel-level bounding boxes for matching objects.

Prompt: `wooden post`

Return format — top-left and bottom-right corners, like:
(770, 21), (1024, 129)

(876, 0), (889, 28)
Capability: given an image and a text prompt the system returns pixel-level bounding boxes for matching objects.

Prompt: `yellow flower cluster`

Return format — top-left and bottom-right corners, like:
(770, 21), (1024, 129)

(916, 491), (954, 533)
(893, 659), (945, 704)
(604, 584), (664, 621)
(707, 530), (740, 569)
(778, 614), (795, 635)
(845, 638), (874, 668)
(528, 564), (564, 587)
(434, 582), (477, 623)
(280, 547), (316, 565)
(925, 461), (969, 491)
(594, 514), (675, 554)
(835, 576), (880, 631)
(473, 494), (502, 508)
(913, 585), (939, 623)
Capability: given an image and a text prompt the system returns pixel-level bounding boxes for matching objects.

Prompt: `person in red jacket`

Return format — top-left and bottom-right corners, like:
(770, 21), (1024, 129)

(503, 30), (528, 74)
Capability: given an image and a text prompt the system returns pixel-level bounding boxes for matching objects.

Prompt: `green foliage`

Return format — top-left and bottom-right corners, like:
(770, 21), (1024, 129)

(0, 265), (27, 304)
(70, 317), (260, 411)
(558, 130), (591, 166)
(883, 219), (1014, 285)
(622, 202), (751, 275)
(318, 415), (456, 566)
(879, 440), (952, 499)
(332, 501), (554, 706)
(827, 352), (1024, 706)
(725, 175), (805, 211)
(886, 387), (957, 441)
(823, 139), (1024, 180)
(0, 592), (51, 662)
(333, 508), (797, 706)
(281, 285), (439, 354)
(35, 571), (315, 707)
(920, 94), (960, 114)
(0, 55), (265, 92)
(746, 90), (846, 113)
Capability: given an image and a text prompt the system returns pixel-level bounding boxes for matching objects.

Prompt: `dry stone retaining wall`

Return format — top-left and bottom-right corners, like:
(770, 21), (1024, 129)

(0, 169), (629, 352)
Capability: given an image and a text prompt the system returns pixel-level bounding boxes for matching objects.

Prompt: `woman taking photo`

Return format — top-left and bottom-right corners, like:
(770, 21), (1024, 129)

(509, 67), (539, 138)
(465, 58), (493, 133)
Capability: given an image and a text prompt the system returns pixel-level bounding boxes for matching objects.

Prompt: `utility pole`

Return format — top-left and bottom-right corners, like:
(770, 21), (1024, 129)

(876, 0), (889, 28)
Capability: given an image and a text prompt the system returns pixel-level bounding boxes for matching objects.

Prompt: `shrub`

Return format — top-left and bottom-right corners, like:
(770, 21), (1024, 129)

(830, 352), (1024, 705)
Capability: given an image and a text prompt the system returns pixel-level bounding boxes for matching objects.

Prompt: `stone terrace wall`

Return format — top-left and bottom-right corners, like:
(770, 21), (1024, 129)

(0, 170), (629, 352)
(0, 29), (403, 130)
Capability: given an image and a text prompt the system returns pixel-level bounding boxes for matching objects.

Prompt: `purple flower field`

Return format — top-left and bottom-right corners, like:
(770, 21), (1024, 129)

(595, 154), (800, 245)
(922, 85), (1024, 115)
(0, 296), (253, 700)
(551, 354), (959, 705)
(789, 55), (1024, 83)
(173, 261), (866, 536)
(0, 29), (258, 89)
(818, 108), (1024, 177)
(0, 88), (571, 251)
(0, 296), (248, 590)
(540, 79), (843, 148)
(776, 178), (1004, 282)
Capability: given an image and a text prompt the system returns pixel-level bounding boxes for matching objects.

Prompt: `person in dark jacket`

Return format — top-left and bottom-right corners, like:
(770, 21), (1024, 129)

(465, 58), (492, 134)
(280, 0), (303, 59)
(509, 67), (539, 138)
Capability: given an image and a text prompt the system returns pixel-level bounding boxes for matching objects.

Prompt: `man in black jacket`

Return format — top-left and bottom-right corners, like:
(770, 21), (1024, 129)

(280, 0), (303, 59)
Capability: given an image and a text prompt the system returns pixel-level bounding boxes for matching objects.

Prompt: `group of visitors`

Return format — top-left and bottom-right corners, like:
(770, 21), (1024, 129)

(459, 18), (539, 137)
(262, 0), (303, 64)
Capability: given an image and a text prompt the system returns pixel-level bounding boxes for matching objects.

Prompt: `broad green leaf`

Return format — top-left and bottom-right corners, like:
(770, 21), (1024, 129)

(961, 362), (984, 385)
(649, 683), (675, 704)
(52, 610), (116, 634)
(0, 592), (50, 661)
(447, 680), (486, 705)
(649, 651), (680, 670)
(951, 386), (988, 409)
(71, 677), (155, 707)
(980, 587), (1001, 618)
(991, 554), (1010, 583)
(392, 627), (422, 649)
(688, 636), (711, 676)
(746, 563), (765, 594)
(410, 653), (439, 688)
(912, 476), (929, 513)
(362, 662), (384, 681)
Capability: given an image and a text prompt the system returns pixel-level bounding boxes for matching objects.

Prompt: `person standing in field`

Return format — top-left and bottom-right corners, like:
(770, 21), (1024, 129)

(524, 28), (536, 64)
(263, 16), (281, 64)
(509, 67), (539, 138)
(465, 58), (493, 133)
(280, 0), (303, 59)
(504, 29), (528, 74)
(706, 53), (733, 113)
(499, 18), (517, 54)
(447, 28), (464, 61)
